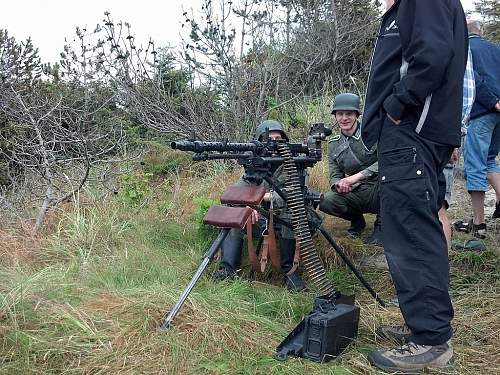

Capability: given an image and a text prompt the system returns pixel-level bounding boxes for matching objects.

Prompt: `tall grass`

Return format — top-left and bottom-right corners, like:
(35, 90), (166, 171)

(0, 156), (498, 374)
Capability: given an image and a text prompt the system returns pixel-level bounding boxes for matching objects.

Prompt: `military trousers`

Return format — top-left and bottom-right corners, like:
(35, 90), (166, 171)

(319, 181), (380, 220)
(378, 115), (453, 346)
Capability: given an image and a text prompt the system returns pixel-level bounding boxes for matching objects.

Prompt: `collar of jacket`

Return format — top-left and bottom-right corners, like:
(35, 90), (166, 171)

(469, 33), (481, 39)
(341, 123), (361, 141)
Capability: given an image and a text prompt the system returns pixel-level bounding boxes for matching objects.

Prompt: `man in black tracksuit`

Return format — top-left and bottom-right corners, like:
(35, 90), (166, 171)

(361, 0), (468, 372)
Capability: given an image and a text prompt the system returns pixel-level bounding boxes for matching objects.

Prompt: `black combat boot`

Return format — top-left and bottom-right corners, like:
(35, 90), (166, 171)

(347, 214), (366, 238)
(211, 232), (243, 281)
(364, 214), (383, 245)
(280, 238), (306, 292)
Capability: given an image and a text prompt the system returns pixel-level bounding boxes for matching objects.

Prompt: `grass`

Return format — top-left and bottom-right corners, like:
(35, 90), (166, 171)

(0, 160), (499, 374)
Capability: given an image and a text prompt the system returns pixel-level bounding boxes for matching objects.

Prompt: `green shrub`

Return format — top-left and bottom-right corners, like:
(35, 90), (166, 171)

(193, 196), (219, 245)
(118, 172), (152, 206)
(143, 159), (183, 175)
(141, 142), (192, 177)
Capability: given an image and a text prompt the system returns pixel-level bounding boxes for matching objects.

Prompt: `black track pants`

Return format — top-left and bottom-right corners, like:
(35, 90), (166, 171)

(378, 116), (454, 346)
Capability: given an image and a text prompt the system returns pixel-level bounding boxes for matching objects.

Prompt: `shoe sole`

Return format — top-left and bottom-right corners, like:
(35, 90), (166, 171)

(369, 358), (455, 374)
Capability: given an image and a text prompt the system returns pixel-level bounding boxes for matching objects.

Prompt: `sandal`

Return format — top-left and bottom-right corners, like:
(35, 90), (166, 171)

(451, 239), (486, 252)
(453, 220), (472, 233)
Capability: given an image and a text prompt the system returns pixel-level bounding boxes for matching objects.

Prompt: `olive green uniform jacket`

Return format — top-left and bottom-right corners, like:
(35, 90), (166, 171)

(319, 124), (380, 219)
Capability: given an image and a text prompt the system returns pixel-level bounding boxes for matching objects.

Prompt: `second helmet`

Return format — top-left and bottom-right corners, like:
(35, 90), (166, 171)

(331, 93), (361, 115)
(255, 120), (289, 141)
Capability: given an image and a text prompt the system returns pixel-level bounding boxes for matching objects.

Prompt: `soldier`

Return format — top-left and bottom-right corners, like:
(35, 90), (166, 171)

(211, 120), (306, 292)
(319, 93), (382, 245)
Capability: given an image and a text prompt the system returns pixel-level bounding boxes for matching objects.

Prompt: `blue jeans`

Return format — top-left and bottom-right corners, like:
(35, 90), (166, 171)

(464, 113), (500, 192)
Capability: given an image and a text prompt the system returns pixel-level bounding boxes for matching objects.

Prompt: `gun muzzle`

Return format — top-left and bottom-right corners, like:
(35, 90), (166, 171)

(170, 141), (192, 151)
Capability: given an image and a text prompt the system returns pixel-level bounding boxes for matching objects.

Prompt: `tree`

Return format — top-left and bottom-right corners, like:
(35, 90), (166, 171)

(0, 29), (42, 85)
(475, 0), (500, 43)
(180, 0), (380, 135)
(0, 27), (128, 233)
(0, 30), (43, 187)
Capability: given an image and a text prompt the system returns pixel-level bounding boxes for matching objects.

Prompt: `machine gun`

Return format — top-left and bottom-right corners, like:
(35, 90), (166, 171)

(160, 124), (385, 361)
(171, 122), (328, 188)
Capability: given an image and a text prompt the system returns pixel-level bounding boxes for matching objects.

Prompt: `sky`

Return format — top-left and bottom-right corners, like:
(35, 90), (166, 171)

(1, 0), (476, 64)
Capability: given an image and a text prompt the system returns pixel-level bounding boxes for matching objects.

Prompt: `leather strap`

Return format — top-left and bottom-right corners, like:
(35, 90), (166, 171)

(246, 218), (260, 272)
(260, 235), (269, 272)
(266, 207), (281, 272)
(285, 240), (300, 276)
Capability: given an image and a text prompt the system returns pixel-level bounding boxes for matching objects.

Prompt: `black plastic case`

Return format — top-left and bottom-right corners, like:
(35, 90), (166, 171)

(275, 295), (359, 362)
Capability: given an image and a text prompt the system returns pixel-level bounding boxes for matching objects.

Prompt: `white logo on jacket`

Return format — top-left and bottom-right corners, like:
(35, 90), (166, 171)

(385, 20), (398, 32)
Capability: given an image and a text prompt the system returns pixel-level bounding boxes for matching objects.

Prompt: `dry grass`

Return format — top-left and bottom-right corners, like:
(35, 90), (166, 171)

(0, 225), (39, 266)
(0, 157), (498, 374)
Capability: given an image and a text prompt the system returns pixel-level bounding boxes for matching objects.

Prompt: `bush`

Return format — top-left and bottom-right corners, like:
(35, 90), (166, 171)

(142, 142), (192, 177)
(118, 172), (152, 206)
(193, 196), (219, 245)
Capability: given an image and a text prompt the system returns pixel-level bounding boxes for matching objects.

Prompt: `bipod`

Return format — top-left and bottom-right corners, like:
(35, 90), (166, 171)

(159, 228), (230, 330)
(159, 205), (254, 330)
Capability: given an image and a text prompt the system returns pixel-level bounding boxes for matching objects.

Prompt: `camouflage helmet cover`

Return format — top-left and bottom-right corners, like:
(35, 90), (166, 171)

(331, 93), (361, 114)
(255, 119), (289, 141)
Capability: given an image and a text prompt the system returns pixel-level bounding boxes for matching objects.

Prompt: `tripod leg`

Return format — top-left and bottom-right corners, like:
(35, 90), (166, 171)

(318, 225), (386, 307)
(159, 228), (230, 330)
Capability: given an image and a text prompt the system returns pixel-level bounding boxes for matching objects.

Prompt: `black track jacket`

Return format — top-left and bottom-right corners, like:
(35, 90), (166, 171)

(361, 0), (468, 149)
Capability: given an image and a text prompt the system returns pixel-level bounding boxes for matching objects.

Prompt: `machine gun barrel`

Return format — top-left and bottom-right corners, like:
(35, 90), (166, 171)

(171, 140), (310, 156)
(171, 140), (261, 153)
(192, 153), (251, 161)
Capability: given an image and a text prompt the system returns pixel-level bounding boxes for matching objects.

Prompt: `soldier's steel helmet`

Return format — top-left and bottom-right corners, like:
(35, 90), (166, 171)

(255, 119), (289, 141)
(331, 93), (361, 115)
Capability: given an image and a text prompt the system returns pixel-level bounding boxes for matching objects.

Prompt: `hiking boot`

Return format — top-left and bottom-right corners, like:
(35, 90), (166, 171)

(376, 324), (412, 344)
(211, 267), (237, 281)
(284, 271), (306, 293)
(347, 215), (366, 237)
(493, 202), (500, 219)
(471, 223), (487, 239)
(368, 341), (454, 374)
(213, 232), (243, 281)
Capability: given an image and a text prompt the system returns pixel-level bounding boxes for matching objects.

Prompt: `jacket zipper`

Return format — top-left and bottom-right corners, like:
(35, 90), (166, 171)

(360, 7), (396, 151)
(360, 21), (383, 151)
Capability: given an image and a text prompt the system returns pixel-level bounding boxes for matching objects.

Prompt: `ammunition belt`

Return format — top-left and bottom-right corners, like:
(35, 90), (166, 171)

(277, 143), (335, 296)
